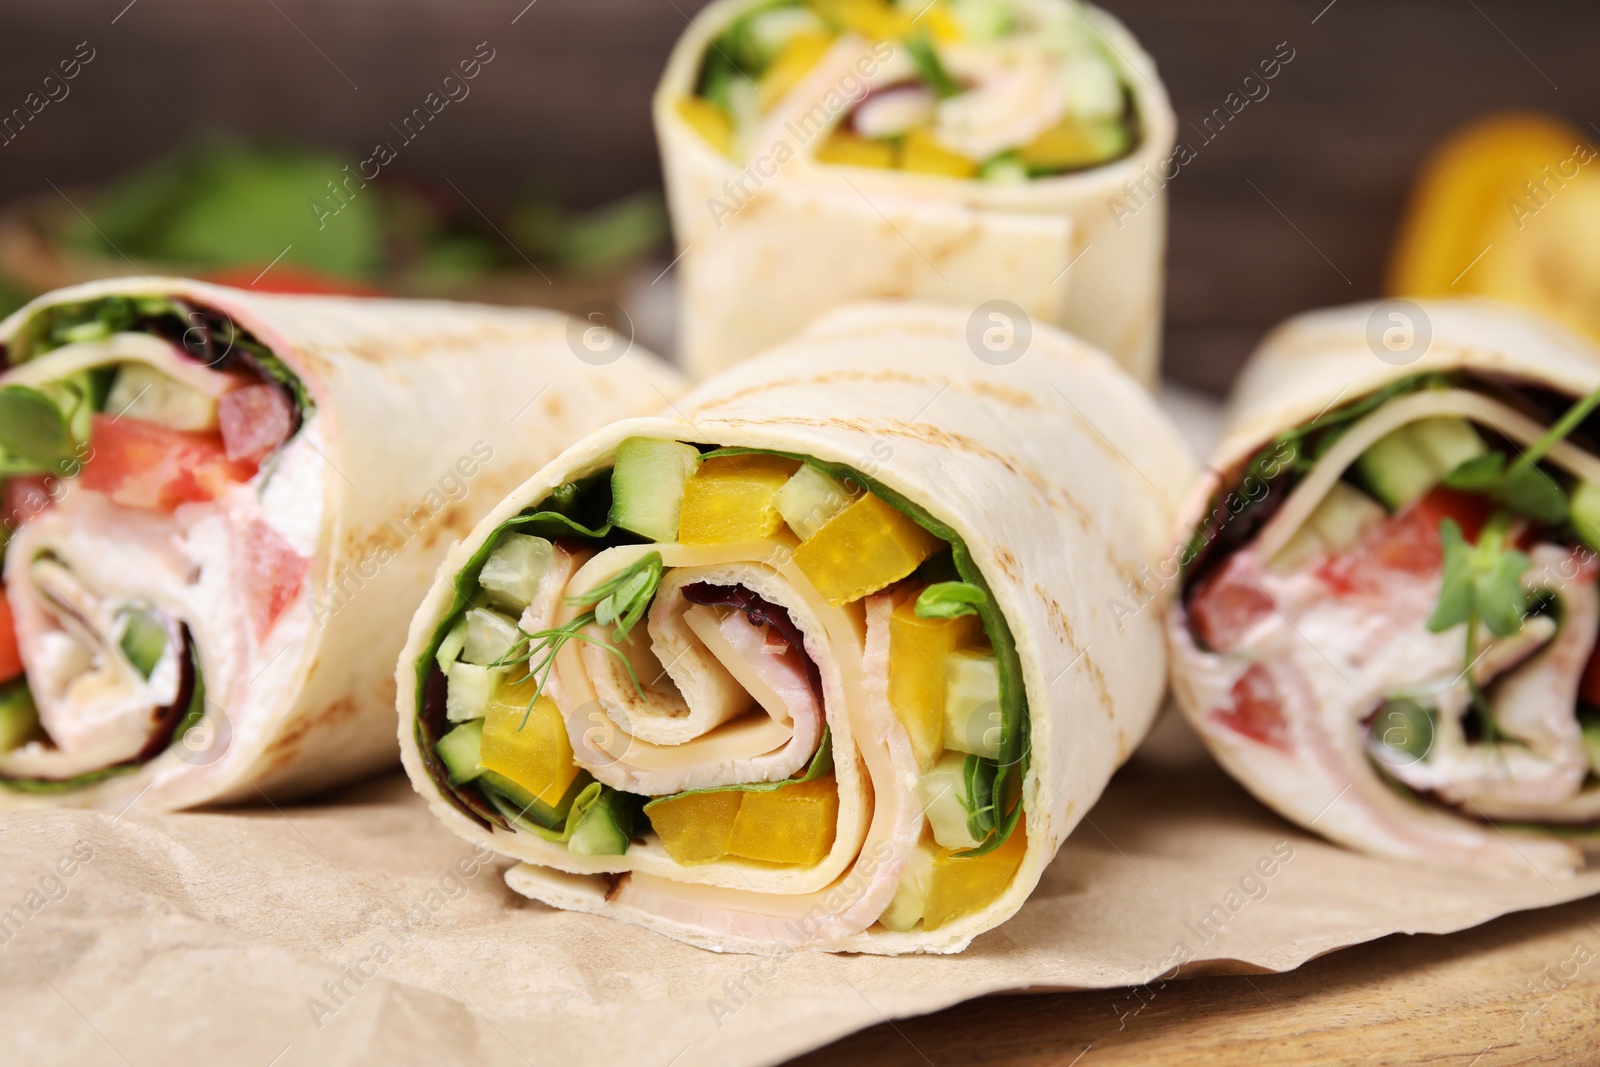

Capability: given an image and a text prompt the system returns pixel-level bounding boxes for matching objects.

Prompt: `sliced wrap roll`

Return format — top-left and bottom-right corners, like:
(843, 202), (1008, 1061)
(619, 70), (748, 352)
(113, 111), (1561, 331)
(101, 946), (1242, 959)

(0, 278), (683, 811)
(1168, 299), (1600, 874)
(657, 0), (1176, 383)
(399, 302), (1193, 954)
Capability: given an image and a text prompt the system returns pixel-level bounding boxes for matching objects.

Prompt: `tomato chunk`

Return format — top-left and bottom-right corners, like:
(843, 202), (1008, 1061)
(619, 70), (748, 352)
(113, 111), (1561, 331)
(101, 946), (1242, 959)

(238, 518), (309, 638)
(1188, 554), (1274, 652)
(1, 475), (57, 532)
(0, 594), (23, 684)
(1319, 487), (1493, 593)
(81, 414), (256, 511)
(218, 384), (295, 463)
(1210, 663), (1290, 751)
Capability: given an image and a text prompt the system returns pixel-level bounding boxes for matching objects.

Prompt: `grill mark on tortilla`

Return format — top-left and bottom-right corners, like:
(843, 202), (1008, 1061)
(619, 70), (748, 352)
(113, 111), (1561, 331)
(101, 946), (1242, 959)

(969, 381), (1040, 410)
(690, 370), (939, 413)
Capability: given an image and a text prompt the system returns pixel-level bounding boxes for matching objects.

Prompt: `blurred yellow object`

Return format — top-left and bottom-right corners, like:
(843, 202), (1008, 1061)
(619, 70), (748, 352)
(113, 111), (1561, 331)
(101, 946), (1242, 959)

(901, 128), (980, 178)
(922, 819), (1028, 930)
(726, 775), (840, 865)
(814, 130), (897, 168)
(677, 97), (736, 157)
(758, 30), (835, 111)
(792, 492), (942, 605)
(1388, 112), (1600, 342)
(677, 454), (799, 544)
(813, 0), (913, 40)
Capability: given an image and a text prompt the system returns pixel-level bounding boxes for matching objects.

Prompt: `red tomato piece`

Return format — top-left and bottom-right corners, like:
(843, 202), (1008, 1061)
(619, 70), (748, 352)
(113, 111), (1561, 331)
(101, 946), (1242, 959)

(1188, 554), (1274, 652)
(0, 594), (23, 685)
(1, 475), (58, 532)
(1210, 663), (1290, 751)
(1319, 487), (1493, 593)
(238, 518), (310, 639)
(80, 414), (256, 511)
(218, 384), (295, 463)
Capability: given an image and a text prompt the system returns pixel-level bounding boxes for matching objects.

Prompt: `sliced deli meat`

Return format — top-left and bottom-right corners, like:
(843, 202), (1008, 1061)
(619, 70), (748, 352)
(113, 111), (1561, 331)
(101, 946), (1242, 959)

(398, 303), (1194, 954)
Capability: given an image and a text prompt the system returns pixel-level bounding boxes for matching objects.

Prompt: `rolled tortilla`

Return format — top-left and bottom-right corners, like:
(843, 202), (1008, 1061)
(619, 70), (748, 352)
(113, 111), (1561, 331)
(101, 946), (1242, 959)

(655, 0), (1177, 384)
(1167, 299), (1600, 875)
(0, 278), (683, 811)
(398, 302), (1193, 954)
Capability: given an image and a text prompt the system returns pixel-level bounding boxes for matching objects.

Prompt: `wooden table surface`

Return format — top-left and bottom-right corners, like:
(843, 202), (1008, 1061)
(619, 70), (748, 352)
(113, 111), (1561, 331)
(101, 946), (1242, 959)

(790, 894), (1600, 1066)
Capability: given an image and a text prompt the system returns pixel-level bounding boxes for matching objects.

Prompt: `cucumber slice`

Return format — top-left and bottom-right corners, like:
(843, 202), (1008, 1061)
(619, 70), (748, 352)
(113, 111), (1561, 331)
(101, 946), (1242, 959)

(567, 786), (641, 856)
(1572, 482), (1600, 553)
(608, 437), (702, 543)
(744, 6), (824, 65)
(460, 608), (522, 666)
(942, 650), (1002, 759)
(1356, 417), (1487, 511)
(435, 719), (485, 784)
(434, 615), (469, 673)
(878, 838), (937, 932)
(477, 533), (554, 613)
(0, 682), (41, 751)
(117, 608), (168, 680)
(104, 364), (218, 431)
(1309, 482), (1387, 551)
(917, 751), (983, 850)
(774, 463), (856, 540)
(479, 768), (586, 830)
(445, 661), (500, 722)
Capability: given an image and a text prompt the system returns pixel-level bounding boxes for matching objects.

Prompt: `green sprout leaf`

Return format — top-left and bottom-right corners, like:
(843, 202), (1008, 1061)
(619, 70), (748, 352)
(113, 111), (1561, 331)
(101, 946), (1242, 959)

(905, 33), (962, 98)
(566, 551), (663, 643)
(1426, 516), (1530, 639)
(914, 581), (987, 619)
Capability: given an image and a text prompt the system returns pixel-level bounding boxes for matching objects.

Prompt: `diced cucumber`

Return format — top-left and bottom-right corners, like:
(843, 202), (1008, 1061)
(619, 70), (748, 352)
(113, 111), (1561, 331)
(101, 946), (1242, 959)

(1356, 417), (1487, 511)
(0, 682), (40, 751)
(479, 768), (586, 830)
(1310, 482), (1387, 551)
(461, 607), (522, 666)
(949, 0), (1014, 40)
(478, 533), (553, 613)
(1572, 482), (1600, 553)
(774, 464), (856, 540)
(435, 615), (469, 673)
(435, 719), (485, 784)
(979, 154), (1029, 184)
(878, 838), (938, 932)
(567, 786), (640, 856)
(445, 661), (500, 722)
(744, 6), (824, 65)
(917, 752), (983, 850)
(104, 364), (218, 431)
(608, 437), (702, 543)
(1267, 524), (1326, 575)
(942, 650), (1002, 759)
(116, 608), (168, 680)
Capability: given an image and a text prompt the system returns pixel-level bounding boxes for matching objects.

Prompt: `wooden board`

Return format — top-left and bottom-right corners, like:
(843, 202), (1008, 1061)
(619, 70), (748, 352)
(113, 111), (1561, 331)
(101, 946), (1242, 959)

(788, 895), (1600, 1065)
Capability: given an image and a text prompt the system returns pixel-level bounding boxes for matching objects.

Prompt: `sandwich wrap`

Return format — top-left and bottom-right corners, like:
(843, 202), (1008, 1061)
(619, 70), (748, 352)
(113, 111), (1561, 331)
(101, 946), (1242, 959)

(0, 278), (683, 811)
(398, 302), (1194, 954)
(1168, 299), (1600, 874)
(655, 0), (1177, 383)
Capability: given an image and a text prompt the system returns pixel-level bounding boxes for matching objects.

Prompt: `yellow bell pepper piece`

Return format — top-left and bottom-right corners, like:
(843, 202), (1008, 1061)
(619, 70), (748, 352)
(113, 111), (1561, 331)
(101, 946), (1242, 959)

(1388, 112), (1600, 344)
(888, 595), (983, 770)
(815, 129), (897, 169)
(477, 680), (579, 809)
(646, 790), (744, 865)
(920, 2), (964, 42)
(812, 0), (912, 40)
(793, 492), (942, 605)
(677, 454), (801, 545)
(759, 30), (835, 111)
(727, 775), (840, 865)
(678, 97), (736, 158)
(922, 819), (1027, 931)
(1018, 116), (1129, 172)
(901, 128), (979, 178)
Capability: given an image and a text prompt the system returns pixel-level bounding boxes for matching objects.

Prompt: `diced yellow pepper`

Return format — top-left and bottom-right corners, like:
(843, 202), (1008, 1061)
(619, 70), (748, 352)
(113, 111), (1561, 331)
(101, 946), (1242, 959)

(888, 595), (983, 770)
(1018, 116), (1129, 172)
(758, 30), (835, 111)
(727, 775), (840, 865)
(793, 492), (942, 605)
(812, 0), (912, 40)
(678, 97), (736, 157)
(920, 2), (964, 42)
(646, 790), (744, 865)
(921, 819), (1028, 931)
(477, 679), (579, 809)
(677, 454), (801, 545)
(901, 128), (979, 179)
(814, 129), (897, 169)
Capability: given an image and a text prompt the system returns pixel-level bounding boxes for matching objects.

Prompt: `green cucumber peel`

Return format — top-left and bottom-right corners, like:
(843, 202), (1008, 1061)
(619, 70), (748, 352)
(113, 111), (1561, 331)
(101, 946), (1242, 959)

(914, 581), (986, 619)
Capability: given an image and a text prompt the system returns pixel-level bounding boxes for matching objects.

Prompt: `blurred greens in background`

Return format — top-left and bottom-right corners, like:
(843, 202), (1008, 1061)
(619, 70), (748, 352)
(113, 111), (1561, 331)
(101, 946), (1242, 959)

(0, 135), (668, 317)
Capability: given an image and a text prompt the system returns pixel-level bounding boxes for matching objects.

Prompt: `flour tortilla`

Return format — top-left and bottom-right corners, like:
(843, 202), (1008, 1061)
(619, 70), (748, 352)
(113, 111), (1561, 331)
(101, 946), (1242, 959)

(398, 301), (1195, 953)
(0, 277), (684, 812)
(654, 0), (1177, 385)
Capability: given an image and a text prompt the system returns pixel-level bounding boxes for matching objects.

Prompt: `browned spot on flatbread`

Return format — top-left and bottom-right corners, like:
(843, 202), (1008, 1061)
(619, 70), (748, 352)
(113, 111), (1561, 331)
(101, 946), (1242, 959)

(690, 370), (939, 415)
(261, 695), (361, 774)
(993, 546), (1022, 584)
(421, 502), (475, 551)
(1032, 581), (1071, 645)
(969, 381), (1040, 410)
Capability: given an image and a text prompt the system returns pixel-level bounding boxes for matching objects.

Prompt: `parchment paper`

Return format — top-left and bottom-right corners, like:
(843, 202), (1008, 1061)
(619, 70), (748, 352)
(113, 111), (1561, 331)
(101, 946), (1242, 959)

(4, 386), (1599, 1067)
